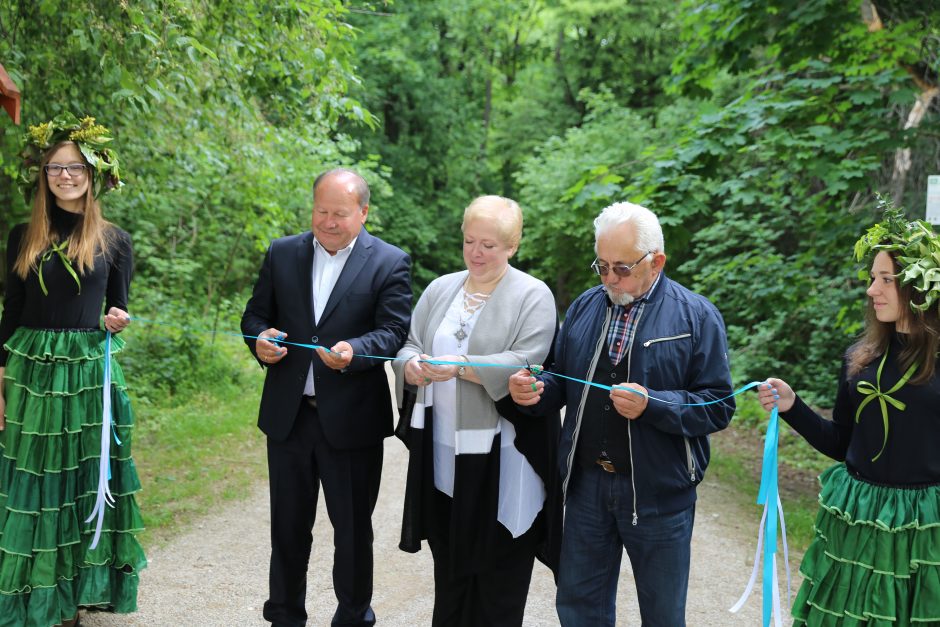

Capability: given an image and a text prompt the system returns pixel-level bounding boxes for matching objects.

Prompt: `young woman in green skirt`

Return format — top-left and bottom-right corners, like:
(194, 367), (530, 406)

(0, 115), (146, 627)
(759, 204), (940, 626)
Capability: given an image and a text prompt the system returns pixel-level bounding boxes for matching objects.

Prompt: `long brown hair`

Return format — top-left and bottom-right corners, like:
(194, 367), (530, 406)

(13, 141), (115, 279)
(848, 252), (940, 385)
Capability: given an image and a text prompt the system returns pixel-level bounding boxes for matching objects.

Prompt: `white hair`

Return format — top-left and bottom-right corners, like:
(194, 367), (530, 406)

(593, 202), (665, 254)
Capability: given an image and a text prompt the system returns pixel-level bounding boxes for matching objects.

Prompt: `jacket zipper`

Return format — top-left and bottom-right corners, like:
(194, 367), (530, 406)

(643, 332), (696, 483)
(684, 437), (696, 483)
(563, 307), (611, 500)
(642, 333), (691, 348)
(625, 305), (644, 526)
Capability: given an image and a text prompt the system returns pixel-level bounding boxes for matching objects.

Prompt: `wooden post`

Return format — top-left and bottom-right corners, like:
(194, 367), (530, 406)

(0, 62), (22, 124)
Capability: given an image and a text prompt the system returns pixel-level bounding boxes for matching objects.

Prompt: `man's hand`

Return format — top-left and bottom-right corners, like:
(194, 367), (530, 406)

(103, 307), (131, 333)
(509, 368), (543, 406)
(256, 329), (288, 365)
(611, 382), (649, 419)
(317, 340), (353, 371)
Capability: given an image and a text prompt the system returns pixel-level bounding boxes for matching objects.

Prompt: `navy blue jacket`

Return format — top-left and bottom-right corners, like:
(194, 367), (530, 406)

(528, 274), (734, 521)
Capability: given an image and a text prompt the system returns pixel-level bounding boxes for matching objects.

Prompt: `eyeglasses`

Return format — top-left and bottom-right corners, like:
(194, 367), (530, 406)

(44, 163), (87, 177)
(591, 251), (653, 277)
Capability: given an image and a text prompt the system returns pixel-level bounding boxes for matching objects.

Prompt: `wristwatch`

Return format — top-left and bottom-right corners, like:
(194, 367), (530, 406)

(456, 355), (469, 378)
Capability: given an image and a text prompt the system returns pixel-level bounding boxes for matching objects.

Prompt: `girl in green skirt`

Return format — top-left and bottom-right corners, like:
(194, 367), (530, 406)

(0, 115), (146, 627)
(760, 203), (940, 626)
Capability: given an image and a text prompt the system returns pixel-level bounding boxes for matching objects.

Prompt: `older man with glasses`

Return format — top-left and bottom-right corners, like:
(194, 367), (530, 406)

(508, 201), (735, 627)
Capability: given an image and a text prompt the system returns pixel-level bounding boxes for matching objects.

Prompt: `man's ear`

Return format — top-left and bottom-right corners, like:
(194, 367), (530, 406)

(652, 251), (667, 271)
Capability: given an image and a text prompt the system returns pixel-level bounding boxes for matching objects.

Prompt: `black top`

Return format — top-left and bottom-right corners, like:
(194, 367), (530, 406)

(577, 342), (634, 474)
(0, 205), (133, 366)
(782, 333), (940, 487)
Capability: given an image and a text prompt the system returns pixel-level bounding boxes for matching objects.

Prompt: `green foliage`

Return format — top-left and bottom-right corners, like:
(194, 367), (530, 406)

(513, 90), (659, 305)
(133, 365), (265, 546)
(855, 196), (940, 312)
(528, 1), (940, 401)
(2, 0), (939, 423)
(0, 0), (385, 418)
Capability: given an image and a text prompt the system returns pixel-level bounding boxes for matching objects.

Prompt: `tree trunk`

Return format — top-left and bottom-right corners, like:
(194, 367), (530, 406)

(892, 84), (940, 202)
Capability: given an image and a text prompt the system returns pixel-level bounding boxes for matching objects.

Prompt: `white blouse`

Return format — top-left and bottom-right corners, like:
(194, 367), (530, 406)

(429, 289), (545, 538)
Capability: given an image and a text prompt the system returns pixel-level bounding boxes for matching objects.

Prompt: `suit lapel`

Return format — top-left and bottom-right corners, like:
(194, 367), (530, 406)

(317, 227), (373, 326)
(297, 232), (316, 328)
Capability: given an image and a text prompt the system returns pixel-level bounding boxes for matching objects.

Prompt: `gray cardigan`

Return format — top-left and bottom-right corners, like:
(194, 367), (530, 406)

(393, 266), (556, 432)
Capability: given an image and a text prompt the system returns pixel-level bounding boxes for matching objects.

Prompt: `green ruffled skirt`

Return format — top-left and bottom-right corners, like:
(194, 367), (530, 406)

(793, 463), (940, 626)
(0, 328), (146, 627)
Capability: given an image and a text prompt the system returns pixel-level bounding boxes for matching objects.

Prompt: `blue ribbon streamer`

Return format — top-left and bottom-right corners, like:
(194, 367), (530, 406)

(759, 405), (780, 626)
(729, 402), (790, 626)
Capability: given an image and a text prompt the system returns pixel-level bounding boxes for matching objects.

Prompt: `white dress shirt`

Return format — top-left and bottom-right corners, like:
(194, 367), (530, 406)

(304, 236), (357, 396)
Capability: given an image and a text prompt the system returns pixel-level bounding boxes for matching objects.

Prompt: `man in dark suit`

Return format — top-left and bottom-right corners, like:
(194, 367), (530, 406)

(241, 168), (412, 626)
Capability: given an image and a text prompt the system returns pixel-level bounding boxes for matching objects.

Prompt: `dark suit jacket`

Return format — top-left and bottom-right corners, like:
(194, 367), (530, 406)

(241, 226), (412, 448)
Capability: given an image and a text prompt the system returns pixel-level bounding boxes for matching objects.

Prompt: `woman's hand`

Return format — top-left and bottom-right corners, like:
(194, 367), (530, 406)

(103, 307), (131, 333)
(405, 355), (432, 387)
(758, 378), (795, 413)
(421, 354), (461, 382)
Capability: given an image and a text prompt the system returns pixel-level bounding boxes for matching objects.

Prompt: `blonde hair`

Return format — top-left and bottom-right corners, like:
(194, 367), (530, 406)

(461, 195), (523, 251)
(13, 141), (115, 279)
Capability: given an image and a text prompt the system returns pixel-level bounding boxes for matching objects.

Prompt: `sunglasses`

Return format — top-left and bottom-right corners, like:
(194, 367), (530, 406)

(590, 251), (653, 277)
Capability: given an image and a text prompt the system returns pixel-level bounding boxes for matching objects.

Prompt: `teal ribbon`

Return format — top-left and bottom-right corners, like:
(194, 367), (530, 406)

(125, 315), (786, 618)
(854, 347), (916, 462)
(758, 404), (781, 626)
(129, 317), (755, 409)
(38, 240), (82, 296)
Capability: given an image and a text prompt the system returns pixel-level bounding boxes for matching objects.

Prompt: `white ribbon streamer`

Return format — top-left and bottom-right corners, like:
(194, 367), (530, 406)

(85, 332), (116, 550)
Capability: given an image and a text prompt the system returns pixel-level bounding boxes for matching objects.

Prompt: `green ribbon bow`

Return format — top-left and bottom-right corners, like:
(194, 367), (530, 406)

(855, 347), (917, 462)
(38, 240), (82, 296)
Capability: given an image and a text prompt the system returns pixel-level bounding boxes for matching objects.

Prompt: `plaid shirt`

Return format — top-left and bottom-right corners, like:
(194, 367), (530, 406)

(607, 273), (662, 366)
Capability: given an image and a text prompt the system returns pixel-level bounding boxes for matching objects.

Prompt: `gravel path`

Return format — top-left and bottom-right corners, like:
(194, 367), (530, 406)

(82, 431), (800, 626)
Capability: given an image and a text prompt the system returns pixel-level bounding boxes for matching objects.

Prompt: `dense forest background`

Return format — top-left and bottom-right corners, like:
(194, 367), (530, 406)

(1, 0), (938, 406)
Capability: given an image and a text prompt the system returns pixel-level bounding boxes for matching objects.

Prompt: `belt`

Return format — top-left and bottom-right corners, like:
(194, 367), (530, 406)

(303, 395), (318, 410)
(596, 458), (617, 473)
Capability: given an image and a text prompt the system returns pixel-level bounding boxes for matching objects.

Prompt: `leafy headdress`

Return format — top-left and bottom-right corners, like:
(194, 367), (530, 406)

(854, 195), (940, 314)
(19, 113), (123, 203)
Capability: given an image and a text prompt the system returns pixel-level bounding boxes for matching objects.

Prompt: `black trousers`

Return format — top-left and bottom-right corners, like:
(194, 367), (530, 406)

(427, 491), (538, 627)
(263, 400), (383, 627)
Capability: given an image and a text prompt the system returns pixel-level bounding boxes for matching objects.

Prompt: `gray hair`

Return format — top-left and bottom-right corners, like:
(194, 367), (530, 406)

(313, 168), (371, 209)
(593, 202), (664, 254)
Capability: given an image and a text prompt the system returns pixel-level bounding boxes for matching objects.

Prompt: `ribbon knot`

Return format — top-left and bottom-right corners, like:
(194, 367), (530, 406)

(854, 347), (917, 462)
(38, 240), (82, 296)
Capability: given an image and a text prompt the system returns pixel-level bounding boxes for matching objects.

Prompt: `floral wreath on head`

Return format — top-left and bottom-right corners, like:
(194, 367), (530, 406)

(854, 195), (940, 314)
(19, 113), (123, 203)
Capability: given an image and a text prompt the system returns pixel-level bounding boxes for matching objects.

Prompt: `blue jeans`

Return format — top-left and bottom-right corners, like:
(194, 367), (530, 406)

(556, 466), (695, 627)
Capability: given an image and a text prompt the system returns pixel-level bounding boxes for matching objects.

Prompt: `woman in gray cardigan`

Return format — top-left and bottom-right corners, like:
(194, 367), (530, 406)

(393, 195), (559, 626)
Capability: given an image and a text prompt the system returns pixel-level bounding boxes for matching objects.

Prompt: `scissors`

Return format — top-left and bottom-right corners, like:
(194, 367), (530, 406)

(524, 358), (542, 391)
